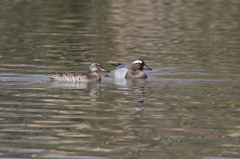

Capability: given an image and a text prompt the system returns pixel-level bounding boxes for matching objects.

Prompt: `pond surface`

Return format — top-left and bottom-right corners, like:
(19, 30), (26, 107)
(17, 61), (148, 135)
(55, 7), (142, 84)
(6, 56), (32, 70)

(0, 0), (240, 159)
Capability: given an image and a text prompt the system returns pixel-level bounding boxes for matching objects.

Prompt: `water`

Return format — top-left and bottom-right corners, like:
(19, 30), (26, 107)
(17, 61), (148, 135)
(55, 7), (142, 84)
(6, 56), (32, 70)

(0, 0), (240, 159)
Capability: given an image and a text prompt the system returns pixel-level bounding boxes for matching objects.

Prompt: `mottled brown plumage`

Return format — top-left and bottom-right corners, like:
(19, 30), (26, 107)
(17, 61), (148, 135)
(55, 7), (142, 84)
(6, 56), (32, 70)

(48, 63), (109, 82)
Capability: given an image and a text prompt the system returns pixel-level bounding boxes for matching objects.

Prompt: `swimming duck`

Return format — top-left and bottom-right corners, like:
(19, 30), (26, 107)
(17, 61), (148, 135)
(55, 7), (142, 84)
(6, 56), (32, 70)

(49, 63), (109, 82)
(110, 59), (152, 79)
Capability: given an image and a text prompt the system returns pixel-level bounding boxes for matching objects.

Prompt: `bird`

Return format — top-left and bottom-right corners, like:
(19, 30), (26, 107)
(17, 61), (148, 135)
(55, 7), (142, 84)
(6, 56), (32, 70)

(110, 59), (152, 79)
(48, 63), (109, 82)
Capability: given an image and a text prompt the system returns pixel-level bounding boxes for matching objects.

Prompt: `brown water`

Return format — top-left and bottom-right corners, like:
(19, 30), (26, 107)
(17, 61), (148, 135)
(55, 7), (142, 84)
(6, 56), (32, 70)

(0, 1), (240, 159)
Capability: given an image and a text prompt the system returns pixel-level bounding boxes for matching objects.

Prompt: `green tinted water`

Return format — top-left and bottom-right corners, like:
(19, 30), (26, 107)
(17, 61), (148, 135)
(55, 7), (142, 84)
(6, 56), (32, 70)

(0, 1), (239, 159)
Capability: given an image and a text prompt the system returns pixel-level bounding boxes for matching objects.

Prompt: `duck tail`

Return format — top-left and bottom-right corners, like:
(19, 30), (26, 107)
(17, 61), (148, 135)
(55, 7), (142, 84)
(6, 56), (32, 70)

(111, 63), (123, 67)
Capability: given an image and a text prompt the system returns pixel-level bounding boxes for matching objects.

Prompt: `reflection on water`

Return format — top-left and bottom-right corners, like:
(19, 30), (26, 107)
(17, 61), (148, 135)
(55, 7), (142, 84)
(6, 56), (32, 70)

(0, 0), (240, 159)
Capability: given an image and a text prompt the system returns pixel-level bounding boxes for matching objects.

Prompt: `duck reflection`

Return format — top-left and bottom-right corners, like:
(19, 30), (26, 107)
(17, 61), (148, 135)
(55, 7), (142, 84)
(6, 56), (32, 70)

(113, 78), (148, 104)
(50, 81), (101, 101)
(50, 81), (100, 89)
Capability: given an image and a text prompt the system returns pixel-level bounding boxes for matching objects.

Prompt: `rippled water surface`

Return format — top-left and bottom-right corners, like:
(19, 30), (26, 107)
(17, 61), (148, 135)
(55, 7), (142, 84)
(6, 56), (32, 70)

(0, 1), (240, 159)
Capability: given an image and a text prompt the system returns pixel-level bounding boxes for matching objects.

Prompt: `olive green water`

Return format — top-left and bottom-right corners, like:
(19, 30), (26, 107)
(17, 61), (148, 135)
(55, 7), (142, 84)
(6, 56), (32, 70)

(0, 1), (239, 159)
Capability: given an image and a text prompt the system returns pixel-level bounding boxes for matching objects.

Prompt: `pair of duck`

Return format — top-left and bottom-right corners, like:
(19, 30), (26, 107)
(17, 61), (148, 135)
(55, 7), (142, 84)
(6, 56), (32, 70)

(49, 60), (152, 82)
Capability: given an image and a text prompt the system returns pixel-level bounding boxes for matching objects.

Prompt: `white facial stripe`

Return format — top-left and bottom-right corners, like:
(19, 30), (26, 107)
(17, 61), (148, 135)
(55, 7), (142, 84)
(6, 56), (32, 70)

(132, 60), (143, 64)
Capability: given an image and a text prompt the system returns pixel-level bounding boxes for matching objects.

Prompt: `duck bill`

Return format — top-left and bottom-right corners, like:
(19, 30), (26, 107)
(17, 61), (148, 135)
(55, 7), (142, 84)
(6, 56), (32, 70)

(99, 66), (110, 72)
(143, 64), (152, 70)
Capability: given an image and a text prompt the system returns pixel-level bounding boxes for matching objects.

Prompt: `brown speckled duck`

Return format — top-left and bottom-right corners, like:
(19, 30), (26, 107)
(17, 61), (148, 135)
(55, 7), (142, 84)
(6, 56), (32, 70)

(49, 63), (109, 82)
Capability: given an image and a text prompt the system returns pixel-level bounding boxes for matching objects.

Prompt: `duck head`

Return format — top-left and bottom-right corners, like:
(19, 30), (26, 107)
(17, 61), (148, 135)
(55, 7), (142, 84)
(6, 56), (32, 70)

(89, 63), (109, 72)
(131, 60), (152, 71)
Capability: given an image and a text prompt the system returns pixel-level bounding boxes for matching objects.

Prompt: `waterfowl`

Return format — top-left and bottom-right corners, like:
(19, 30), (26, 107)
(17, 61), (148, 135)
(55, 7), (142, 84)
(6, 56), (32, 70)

(110, 59), (152, 79)
(49, 63), (109, 82)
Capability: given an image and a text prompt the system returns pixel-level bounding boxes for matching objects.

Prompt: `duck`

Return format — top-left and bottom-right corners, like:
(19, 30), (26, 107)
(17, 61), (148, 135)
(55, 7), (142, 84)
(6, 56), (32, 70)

(110, 59), (152, 79)
(48, 63), (109, 82)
